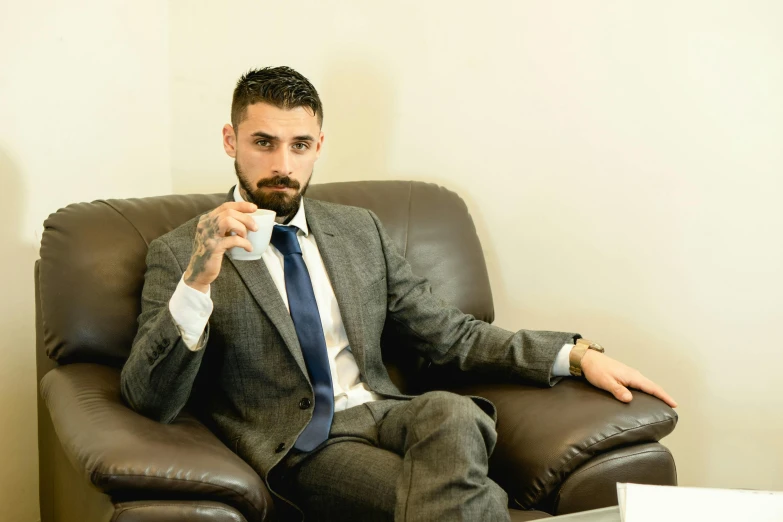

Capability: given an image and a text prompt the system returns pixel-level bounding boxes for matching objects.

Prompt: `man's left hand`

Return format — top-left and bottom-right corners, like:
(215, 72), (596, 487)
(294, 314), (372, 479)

(580, 350), (678, 408)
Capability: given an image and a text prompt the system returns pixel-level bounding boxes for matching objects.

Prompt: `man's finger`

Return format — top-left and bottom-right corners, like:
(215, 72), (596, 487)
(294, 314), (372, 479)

(629, 375), (678, 408)
(220, 235), (253, 253)
(220, 216), (249, 238)
(226, 208), (258, 232)
(611, 382), (633, 403)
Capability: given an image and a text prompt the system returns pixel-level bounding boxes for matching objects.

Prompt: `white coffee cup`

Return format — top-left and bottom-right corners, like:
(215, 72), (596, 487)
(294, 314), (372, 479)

(229, 209), (277, 261)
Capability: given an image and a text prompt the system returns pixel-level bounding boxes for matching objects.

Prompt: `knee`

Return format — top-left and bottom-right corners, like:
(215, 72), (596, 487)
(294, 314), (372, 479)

(412, 391), (498, 456)
(415, 391), (494, 430)
(415, 391), (462, 416)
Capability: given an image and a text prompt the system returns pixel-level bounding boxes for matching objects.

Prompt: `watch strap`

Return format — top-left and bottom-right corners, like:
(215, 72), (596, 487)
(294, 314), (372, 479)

(569, 339), (605, 377)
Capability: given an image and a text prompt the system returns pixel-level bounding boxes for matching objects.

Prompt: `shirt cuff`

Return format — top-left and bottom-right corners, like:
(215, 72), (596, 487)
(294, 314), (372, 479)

(169, 276), (213, 351)
(552, 343), (575, 377)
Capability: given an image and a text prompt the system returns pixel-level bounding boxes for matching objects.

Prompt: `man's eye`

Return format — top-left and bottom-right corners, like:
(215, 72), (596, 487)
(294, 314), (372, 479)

(292, 143), (308, 150)
(255, 140), (270, 146)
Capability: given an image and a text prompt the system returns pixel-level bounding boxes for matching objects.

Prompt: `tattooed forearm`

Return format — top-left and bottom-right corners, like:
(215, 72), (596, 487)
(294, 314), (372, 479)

(185, 214), (221, 283)
(185, 247), (213, 283)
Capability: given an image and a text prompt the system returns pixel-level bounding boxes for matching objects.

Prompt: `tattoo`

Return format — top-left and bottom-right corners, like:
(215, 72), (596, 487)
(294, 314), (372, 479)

(185, 214), (221, 284)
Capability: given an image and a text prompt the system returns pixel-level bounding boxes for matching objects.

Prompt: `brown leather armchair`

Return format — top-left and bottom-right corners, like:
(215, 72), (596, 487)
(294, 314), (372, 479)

(36, 181), (677, 522)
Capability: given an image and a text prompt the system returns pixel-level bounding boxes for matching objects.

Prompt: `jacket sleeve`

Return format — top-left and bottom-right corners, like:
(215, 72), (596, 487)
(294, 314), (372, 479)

(368, 210), (578, 387)
(120, 237), (209, 422)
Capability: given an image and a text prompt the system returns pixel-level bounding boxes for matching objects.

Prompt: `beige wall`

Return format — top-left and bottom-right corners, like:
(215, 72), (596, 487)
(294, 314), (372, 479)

(0, 1), (171, 520)
(170, 0), (783, 491)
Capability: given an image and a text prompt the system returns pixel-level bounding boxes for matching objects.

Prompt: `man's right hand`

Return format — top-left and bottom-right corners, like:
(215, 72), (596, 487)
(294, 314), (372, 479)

(183, 201), (258, 293)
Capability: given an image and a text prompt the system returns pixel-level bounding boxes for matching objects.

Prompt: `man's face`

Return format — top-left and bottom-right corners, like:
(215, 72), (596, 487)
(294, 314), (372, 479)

(223, 102), (324, 222)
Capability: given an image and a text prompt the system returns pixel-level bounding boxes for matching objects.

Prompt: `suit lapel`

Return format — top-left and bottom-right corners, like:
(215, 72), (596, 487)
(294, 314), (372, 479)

(225, 256), (308, 378)
(305, 199), (368, 374)
(221, 187), (308, 378)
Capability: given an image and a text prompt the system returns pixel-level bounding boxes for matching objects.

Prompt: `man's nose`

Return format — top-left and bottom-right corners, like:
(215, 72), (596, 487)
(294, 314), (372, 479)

(271, 147), (293, 176)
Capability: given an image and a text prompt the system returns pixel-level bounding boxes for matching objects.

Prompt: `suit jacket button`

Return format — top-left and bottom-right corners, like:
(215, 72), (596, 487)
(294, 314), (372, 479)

(299, 398), (312, 409)
(161, 339), (170, 348)
(275, 443), (286, 453)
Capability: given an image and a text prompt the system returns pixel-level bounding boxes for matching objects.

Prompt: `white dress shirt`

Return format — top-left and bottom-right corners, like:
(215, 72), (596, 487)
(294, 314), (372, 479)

(169, 186), (573, 412)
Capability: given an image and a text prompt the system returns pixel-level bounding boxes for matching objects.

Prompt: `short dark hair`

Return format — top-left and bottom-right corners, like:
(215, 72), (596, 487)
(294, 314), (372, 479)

(231, 66), (323, 130)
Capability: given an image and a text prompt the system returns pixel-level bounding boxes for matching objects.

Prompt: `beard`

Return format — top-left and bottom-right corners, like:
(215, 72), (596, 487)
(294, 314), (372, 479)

(234, 160), (312, 222)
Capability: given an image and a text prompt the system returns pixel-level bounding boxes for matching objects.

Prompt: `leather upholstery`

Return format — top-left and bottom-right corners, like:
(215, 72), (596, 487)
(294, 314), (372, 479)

(40, 364), (274, 521)
(445, 381), (677, 510)
(40, 193), (226, 365)
(36, 181), (677, 521)
(550, 443), (677, 514)
(111, 501), (248, 522)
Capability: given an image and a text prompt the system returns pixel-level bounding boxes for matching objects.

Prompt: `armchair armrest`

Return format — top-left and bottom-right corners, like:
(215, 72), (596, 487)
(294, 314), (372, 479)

(448, 379), (677, 509)
(40, 363), (274, 522)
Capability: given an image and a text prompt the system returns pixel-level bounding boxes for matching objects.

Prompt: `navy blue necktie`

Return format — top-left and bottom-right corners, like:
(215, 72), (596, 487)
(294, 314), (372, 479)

(270, 225), (334, 451)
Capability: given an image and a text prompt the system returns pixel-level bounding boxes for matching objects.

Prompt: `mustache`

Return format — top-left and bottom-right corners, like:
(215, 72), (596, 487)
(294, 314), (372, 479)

(256, 176), (301, 190)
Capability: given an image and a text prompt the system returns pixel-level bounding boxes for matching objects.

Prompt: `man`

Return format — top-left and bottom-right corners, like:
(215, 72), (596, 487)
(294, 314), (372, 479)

(121, 66), (676, 522)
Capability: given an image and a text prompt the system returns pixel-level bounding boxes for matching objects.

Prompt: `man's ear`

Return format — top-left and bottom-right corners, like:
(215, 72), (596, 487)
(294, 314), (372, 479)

(314, 131), (325, 160)
(223, 124), (237, 158)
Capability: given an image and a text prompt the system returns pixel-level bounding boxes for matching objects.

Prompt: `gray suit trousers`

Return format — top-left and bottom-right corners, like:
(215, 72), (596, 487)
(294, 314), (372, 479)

(270, 391), (511, 522)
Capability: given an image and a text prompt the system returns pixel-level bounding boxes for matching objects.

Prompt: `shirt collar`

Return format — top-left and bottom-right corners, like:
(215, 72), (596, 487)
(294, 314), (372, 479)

(232, 184), (309, 236)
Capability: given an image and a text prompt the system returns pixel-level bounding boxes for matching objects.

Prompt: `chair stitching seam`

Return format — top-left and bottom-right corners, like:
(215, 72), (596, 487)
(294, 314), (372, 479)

(100, 200), (151, 248)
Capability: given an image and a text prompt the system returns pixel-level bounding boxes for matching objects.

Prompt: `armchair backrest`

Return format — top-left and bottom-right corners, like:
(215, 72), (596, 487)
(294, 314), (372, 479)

(37, 180), (494, 392)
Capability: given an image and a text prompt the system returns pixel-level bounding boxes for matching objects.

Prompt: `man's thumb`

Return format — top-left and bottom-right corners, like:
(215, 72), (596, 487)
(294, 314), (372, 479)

(613, 384), (633, 403)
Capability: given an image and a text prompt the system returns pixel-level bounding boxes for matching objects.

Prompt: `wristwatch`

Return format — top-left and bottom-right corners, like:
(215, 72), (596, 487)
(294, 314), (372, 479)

(569, 338), (605, 377)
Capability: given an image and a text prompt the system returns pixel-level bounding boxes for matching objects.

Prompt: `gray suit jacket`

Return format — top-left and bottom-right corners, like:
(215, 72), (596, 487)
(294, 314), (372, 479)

(120, 192), (577, 484)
